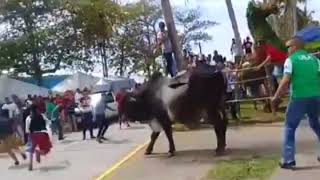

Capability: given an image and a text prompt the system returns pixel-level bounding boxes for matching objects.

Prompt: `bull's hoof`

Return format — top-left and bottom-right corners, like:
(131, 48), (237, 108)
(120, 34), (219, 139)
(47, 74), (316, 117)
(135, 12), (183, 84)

(145, 150), (153, 155)
(168, 151), (175, 157)
(215, 147), (226, 156)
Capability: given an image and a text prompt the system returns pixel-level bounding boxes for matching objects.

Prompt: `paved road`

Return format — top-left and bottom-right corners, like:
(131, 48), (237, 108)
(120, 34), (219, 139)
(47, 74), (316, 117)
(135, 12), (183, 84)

(109, 123), (320, 180)
(0, 123), (150, 180)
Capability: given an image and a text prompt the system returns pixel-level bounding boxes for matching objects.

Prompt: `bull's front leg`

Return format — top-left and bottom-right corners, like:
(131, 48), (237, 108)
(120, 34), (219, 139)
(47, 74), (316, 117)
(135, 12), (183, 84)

(163, 124), (176, 157)
(209, 109), (227, 155)
(145, 131), (160, 155)
(156, 110), (176, 157)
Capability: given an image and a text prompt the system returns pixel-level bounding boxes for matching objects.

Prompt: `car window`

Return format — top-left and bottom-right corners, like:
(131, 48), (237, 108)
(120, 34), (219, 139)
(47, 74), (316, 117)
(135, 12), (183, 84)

(105, 92), (114, 103)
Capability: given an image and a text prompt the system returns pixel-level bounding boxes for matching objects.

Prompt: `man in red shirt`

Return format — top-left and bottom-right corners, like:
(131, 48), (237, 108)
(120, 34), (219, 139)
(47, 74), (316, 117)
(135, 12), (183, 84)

(253, 41), (288, 86)
(116, 89), (130, 129)
(254, 41), (287, 69)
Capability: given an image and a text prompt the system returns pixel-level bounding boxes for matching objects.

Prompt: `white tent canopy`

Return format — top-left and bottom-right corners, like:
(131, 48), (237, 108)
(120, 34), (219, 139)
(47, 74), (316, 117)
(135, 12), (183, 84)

(92, 77), (136, 94)
(0, 76), (49, 103)
(92, 78), (111, 94)
(52, 72), (100, 92)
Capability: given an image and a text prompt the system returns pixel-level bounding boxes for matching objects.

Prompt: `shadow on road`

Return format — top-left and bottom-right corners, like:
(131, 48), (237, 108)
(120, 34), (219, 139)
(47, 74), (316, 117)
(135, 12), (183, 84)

(8, 163), (29, 170)
(58, 139), (77, 145)
(293, 165), (320, 171)
(123, 126), (147, 130)
(103, 139), (130, 144)
(144, 140), (316, 165)
(8, 160), (71, 172)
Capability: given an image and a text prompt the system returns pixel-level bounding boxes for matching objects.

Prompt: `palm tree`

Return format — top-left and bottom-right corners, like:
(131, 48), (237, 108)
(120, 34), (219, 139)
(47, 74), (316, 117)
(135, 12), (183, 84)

(225, 0), (243, 57)
(160, 0), (185, 71)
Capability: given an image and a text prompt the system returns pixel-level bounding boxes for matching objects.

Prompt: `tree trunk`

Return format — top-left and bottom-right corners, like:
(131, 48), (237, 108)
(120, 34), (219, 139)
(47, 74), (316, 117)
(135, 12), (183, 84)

(160, 0), (185, 71)
(120, 47), (125, 77)
(99, 41), (108, 77)
(291, 0), (298, 34)
(265, 0), (297, 40)
(225, 0), (243, 57)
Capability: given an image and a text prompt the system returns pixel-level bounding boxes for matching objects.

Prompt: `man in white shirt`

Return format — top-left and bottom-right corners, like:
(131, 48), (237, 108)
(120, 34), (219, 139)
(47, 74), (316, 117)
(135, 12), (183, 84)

(74, 88), (83, 106)
(157, 21), (177, 77)
(2, 97), (24, 140)
(2, 97), (20, 120)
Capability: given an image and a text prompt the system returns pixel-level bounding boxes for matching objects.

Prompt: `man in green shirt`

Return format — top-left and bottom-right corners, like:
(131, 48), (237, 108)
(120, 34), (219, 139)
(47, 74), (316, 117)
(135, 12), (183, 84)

(272, 37), (320, 169)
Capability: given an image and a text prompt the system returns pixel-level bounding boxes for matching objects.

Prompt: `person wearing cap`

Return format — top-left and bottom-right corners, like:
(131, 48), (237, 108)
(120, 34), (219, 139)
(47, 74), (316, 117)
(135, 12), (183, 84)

(272, 37), (320, 169)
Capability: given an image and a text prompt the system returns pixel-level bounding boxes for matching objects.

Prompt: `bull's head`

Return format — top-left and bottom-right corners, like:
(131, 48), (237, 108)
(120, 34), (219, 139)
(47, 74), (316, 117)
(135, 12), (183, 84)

(121, 93), (150, 122)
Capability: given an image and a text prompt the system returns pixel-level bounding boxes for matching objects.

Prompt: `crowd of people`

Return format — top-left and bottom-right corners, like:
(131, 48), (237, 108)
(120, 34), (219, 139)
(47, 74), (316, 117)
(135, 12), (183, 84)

(0, 85), (132, 170)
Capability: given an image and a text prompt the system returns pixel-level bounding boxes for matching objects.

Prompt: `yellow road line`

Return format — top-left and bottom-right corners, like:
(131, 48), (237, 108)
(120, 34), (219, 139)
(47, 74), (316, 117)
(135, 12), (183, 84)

(95, 141), (149, 180)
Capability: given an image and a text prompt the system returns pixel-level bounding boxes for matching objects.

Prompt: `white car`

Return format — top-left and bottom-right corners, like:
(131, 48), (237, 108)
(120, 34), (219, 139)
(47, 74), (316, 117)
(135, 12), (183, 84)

(90, 92), (119, 119)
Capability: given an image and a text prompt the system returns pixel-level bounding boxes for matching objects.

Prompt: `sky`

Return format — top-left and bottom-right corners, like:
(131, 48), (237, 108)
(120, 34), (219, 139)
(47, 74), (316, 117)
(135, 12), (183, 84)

(149, 0), (320, 60)
(4, 0), (319, 80)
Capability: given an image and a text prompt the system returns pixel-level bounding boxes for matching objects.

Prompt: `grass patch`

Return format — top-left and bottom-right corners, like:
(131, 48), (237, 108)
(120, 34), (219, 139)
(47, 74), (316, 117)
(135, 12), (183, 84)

(231, 100), (287, 124)
(172, 123), (190, 131)
(205, 155), (279, 180)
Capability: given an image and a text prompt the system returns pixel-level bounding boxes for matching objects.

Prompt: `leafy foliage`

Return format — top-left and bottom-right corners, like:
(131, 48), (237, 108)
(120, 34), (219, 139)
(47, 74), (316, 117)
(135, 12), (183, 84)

(108, 1), (164, 78)
(175, 8), (218, 49)
(0, 0), (218, 81)
(0, 0), (93, 84)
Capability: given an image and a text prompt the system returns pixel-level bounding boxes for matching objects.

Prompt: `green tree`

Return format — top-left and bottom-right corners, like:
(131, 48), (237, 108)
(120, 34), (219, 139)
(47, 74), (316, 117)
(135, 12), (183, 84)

(0, 0), (93, 85)
(175, 8), (218, 50)
(108, 1), (219, 78)
(66, 0), (124, 77)
(113, 1), (163, 78)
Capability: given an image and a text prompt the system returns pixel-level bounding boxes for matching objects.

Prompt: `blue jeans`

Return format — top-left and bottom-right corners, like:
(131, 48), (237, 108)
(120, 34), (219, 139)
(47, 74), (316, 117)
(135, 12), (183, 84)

(283, 97), (320, 163)
(51, 119), (63, 140)
(163, 52), (177, 77)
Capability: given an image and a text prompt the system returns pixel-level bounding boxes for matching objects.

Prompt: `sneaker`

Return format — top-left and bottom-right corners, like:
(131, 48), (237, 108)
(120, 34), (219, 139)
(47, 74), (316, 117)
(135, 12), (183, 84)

(279, 161), (296, 169)
(36, 151), (41, 163)
(101, 137), (108, 141)
(96, 138), (103, 144)
(21, 153), (27, 160)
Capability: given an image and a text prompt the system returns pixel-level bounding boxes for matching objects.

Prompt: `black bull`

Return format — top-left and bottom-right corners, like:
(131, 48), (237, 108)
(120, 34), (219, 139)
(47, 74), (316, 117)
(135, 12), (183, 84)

(122, 66), (227, 157)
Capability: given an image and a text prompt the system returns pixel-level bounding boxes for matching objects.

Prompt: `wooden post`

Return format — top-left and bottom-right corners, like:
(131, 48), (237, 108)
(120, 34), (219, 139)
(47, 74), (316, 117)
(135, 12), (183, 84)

(264, 65), (276, 116)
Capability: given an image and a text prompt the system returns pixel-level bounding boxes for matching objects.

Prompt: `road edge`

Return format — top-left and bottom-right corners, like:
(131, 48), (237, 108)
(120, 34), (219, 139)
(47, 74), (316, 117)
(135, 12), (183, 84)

(95, 141), (149, 180)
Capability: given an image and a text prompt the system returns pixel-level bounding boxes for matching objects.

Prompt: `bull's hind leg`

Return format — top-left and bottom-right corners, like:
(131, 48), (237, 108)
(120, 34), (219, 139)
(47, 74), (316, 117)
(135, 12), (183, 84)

(157, 111), (176, 157)
(209, 110), (228, 155)
(163, 124), (176, 157)
(145, 132), (160, 155)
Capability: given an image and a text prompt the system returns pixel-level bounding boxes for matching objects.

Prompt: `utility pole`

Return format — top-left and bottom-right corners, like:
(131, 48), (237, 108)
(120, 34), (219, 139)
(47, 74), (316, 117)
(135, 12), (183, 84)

(225, 0), (243, 57)
(291, 0), (298, 34)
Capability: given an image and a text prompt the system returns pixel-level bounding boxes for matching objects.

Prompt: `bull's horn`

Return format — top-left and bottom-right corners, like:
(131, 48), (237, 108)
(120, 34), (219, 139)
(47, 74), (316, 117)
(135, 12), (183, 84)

(129, 97), (137, 102)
